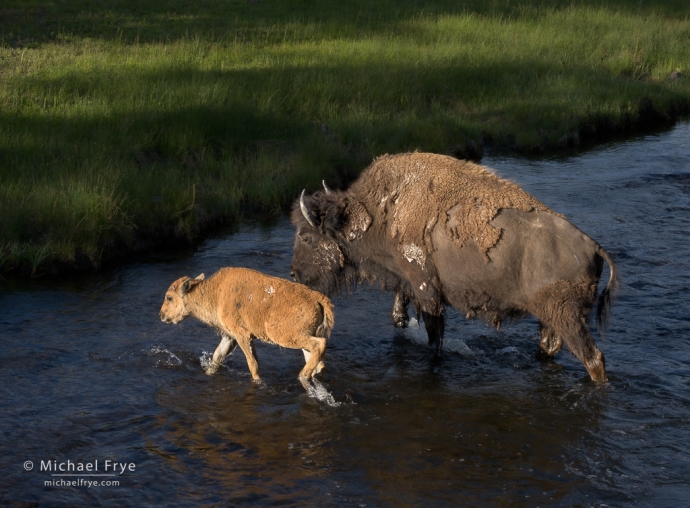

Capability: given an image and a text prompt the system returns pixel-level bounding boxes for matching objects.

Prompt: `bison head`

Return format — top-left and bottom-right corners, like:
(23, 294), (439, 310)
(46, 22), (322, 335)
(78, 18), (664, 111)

(290, 185), (372, 296)
(159, 274), (205, 324)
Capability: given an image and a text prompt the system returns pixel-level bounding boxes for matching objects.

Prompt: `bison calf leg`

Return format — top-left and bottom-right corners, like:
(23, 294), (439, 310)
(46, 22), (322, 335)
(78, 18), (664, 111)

(391, 291), (410, 328)
(298, 337), (327, 389)
(537, 323), (563, 360)
(207, 334), (238, 375)
(235, 335), (261, 382)
(302, 349), (325, 376)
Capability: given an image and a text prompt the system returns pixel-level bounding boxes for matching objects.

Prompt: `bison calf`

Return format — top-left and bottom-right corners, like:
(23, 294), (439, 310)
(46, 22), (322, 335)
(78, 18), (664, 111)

(159, 267), (334, 390)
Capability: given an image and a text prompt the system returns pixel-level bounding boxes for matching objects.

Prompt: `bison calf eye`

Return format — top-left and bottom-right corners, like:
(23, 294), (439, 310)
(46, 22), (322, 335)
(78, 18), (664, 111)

(166, 296), (173, 302)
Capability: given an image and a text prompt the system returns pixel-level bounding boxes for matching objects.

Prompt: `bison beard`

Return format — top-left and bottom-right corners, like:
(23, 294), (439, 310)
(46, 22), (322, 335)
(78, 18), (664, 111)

(290, 153), (619, 382)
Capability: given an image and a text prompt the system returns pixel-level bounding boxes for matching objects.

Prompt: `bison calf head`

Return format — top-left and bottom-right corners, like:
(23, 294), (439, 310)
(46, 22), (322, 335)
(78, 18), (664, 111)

(159, 274), (205, 324)
(290, 188), (371, 296)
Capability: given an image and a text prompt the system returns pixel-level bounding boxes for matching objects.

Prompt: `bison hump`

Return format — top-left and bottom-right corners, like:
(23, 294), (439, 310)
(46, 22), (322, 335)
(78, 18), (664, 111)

(356, 153), (557, 258)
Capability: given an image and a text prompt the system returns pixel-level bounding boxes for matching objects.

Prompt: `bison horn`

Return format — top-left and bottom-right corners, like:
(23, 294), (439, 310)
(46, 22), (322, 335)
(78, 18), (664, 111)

(300, 189), (317, 227)
(322, 180), (332, 194)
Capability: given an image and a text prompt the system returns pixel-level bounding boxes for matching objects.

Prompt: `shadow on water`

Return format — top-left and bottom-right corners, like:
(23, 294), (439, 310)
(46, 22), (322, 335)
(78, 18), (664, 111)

(1, 122), (689, 506)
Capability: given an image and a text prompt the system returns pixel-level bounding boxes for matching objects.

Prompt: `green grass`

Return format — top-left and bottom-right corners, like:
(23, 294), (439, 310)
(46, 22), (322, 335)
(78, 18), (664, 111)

(1, 0), (689, 274)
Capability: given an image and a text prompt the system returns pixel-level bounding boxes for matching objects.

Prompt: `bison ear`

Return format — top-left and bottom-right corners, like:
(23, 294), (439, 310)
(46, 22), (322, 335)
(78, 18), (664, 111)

(194, 273), (205, 281)
(180, 276), (203, 295)
(343, 200), (372, 241)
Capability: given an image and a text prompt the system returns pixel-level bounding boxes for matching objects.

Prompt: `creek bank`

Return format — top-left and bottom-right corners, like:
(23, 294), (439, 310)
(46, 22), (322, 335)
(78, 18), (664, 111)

(3, 102), (688, 278)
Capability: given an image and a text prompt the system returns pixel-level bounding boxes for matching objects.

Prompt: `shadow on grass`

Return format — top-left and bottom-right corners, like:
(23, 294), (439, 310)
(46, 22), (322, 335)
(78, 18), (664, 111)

(2, 56), (683, 243)
(2, 54), (682, 168)
(1, 0), (688, 47)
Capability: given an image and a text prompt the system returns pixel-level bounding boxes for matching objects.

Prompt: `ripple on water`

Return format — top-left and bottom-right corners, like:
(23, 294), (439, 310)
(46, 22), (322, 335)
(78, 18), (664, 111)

(1, 123), (690, 506)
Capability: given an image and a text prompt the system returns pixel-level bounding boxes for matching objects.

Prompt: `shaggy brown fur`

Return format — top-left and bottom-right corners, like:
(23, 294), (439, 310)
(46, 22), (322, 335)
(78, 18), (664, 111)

(291, 153), (619, 383)
(159, 267), (335, 390)
(530, 280), (606, 381)
(351, 152), (560, 259)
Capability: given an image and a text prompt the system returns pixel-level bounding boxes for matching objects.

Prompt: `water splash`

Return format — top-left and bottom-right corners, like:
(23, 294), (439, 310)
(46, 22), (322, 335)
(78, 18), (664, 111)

(444, 338), (475, 356)
(306, 378), (341, 407)
(147, 346), (182, 367)
(403, 317), (428, 346)
(404, 318), (475, 356)
(199, 351), (214, 370)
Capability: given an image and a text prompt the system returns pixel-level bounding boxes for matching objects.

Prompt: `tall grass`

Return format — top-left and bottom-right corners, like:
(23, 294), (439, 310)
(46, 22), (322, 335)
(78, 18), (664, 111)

(1, 0), (689, 274)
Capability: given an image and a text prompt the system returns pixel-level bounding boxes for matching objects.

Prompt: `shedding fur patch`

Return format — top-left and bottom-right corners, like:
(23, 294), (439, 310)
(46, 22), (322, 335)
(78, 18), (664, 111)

(352, 153), (559, 258)
(344, 201), (372, 240)
(316, 241), (344, 271)
(402, 243), (426, 266)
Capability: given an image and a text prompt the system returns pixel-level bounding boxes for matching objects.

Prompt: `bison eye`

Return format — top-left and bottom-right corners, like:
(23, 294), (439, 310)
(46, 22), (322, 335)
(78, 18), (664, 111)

(166, 296), (173, 302)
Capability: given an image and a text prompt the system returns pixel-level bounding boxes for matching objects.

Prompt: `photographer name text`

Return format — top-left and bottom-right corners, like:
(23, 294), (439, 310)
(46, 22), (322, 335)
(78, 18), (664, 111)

(40, 460), (135, 475)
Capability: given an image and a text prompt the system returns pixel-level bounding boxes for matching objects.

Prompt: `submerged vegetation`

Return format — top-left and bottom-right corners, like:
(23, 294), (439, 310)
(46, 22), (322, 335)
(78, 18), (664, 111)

(1, 0), (689, 274)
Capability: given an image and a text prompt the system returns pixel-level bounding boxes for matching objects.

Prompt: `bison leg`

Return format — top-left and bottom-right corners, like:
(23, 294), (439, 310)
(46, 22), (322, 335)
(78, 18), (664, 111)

(536, 322), (563, 359)
(391, 291), (410, 328)
(207, 334), (238, 375)
(235, 335), (261, 382)
(422, 310), (445, 353)
(302, 349), (325, 375)
(558, 318), (606, 382)
(298, 336), (327, 390)
(531, 282), (607, 382)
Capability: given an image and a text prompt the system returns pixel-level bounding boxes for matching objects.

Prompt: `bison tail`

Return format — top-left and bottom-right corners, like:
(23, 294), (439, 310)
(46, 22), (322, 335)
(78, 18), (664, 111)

(315, 299), (335, 339)
(596, 246), (620, 335)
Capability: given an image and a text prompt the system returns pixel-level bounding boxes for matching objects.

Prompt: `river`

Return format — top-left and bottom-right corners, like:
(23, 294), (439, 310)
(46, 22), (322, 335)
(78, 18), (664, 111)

(1, 123), (689, 507)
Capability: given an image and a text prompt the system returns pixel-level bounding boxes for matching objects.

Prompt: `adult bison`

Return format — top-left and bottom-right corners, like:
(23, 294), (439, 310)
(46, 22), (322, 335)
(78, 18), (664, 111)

(290, 153), (618, 382)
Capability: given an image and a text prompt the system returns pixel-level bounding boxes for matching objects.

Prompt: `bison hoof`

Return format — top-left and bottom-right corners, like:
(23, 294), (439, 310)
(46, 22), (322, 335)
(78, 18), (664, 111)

(539, 334), (563, 357)
(299, 375), (313, 391)
(206, 363), (220, 375)
(392, 314), (409, 328)
(586, 350), (608, 382)
(586, 362), (608, 382)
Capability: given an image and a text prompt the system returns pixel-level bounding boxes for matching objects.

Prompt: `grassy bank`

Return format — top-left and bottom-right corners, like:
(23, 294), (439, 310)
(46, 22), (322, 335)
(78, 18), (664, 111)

(1, 0), (689, 274)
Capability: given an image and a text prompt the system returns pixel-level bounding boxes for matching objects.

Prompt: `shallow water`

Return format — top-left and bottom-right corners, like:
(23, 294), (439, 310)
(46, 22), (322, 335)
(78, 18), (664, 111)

(2, 123), (689, 507)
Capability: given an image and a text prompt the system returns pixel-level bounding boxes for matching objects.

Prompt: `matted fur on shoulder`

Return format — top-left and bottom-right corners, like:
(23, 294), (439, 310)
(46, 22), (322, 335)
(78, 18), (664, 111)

(350, 153), (560, 258)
